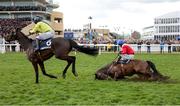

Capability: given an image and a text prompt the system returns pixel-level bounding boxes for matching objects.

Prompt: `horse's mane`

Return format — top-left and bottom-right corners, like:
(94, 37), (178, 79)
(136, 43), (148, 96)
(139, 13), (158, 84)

(16, 28), (33, 42)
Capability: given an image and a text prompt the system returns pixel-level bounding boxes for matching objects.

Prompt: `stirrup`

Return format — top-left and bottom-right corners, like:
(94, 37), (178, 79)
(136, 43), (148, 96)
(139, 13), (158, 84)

(125, 59), (130, 63)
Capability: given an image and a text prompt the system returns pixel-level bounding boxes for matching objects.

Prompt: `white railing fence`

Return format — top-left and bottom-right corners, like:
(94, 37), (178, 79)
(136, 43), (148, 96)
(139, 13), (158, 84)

(0, 43), (20, 53)
(79, 44), (180, 54)
(1, 43), (180, 54)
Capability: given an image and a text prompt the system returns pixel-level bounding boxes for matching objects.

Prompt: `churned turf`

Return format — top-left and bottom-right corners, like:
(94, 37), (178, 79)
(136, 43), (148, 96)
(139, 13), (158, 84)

(0, 52), (180, 105)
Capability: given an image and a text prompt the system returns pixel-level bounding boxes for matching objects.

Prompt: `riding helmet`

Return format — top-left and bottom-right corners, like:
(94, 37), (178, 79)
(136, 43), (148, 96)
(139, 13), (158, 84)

(32, 16), (43, 24)
(117, 40), (125, 46)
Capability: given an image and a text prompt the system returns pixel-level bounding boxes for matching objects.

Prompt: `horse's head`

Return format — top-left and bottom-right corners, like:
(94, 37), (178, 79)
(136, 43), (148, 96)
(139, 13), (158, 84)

(4, 28), (21, 42)
(95, 72), (108, 80)
(95, 63), (113, 80)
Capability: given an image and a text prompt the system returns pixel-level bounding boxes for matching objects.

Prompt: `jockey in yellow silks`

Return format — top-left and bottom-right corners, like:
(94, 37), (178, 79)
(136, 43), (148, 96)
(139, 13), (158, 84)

(29, 16), (55, 51)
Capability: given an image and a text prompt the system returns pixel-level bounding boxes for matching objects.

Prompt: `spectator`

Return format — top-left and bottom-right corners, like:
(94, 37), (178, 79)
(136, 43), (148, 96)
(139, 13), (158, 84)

(146, 41), (151, 53)
(167, 40), (172, 53)
(137, 40), (142, 53)
(160, 40), (165, 54)
(107, 42), (112, 52)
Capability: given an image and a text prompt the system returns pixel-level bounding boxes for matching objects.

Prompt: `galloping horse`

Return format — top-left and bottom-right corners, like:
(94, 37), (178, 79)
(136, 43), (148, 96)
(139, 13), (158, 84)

(95, 60), (169, 81)
(4, 28), (98, 83)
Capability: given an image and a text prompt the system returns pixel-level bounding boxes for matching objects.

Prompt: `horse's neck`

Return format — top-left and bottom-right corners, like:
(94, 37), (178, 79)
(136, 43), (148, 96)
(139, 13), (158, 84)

(17, 32), (32, 50)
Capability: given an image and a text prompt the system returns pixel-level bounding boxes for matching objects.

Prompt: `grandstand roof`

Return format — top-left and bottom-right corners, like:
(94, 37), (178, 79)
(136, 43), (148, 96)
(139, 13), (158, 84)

(155, 11), (180, 18)
(0, 0), (50, 4)
(0, 0), (46, 2)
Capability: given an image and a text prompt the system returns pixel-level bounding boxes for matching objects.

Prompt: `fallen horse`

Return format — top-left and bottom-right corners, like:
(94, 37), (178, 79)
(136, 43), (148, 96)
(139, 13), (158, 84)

(95, 59), (169, 81)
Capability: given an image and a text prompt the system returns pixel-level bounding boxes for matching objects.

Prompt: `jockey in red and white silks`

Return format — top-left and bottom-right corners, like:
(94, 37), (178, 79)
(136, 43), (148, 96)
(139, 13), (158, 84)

(121, 43), (135, 60)
(116, 40), (135, 63)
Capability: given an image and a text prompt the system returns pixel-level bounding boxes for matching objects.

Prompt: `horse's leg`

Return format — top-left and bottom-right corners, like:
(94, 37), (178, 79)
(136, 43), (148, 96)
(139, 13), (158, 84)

(137, 74), (149, 80)
(32, 62), (39, 83)
(38, 61), (57, 79)
(55, 55), (73, 78)
(62, 60), (72, 78)
(71, 56), (78, 77)
(136, 69), (152, 81)
(113, 72), (119, 81)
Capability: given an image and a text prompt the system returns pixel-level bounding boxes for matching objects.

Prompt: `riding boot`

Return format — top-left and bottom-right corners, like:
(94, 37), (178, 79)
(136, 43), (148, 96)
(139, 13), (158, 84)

(35, 39), (40, 51)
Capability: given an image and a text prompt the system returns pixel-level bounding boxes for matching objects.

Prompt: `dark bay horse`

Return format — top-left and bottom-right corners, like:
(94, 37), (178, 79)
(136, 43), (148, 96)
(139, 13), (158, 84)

(4, 28), (98, 83)
(95, 60), (169, 81)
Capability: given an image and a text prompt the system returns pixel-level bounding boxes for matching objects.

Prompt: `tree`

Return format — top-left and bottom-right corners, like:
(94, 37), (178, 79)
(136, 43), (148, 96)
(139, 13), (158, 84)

(131, 31), (141, 39)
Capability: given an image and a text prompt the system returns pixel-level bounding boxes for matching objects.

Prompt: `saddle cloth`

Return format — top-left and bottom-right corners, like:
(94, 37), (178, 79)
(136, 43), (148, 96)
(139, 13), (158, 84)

(32, 38), (52, 50)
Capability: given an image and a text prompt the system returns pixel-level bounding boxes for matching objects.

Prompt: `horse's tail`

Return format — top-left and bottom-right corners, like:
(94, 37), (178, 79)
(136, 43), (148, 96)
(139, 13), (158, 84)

(146, 61), (159, 74)
(69, 40), (98, 56)
(146, 61), (169, 80)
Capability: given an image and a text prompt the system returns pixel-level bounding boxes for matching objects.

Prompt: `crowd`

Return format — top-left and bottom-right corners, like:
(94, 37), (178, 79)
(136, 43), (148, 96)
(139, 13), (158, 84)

(0, 18), (31, 37)
(78, 37), (111, 44)
(76, 36), (180, 53)
(77, 36), (180, 45)
(0, 6), (46, 11)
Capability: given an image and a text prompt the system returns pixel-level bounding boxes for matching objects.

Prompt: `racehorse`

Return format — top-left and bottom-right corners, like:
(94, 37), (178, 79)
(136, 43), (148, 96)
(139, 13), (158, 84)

(4, 28), (98, 83)
(95, 60), (169, 81)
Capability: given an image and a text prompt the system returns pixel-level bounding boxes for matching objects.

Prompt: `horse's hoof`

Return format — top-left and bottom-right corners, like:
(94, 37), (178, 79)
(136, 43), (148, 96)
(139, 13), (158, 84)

(53, 76), (58, 79)
(163, 76), (170, 80)
(62, 75), (66, 79)
(158, 76), (169, 81)
(50, 75), (57, 79)
(74, 73), (78, 77)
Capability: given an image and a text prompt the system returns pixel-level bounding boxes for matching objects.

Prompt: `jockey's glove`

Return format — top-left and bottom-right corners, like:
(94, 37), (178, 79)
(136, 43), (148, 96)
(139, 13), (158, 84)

(29, 30), (35, 35)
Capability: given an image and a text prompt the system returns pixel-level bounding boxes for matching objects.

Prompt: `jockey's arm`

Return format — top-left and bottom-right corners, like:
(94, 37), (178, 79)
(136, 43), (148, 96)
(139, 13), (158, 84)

(29, 22), (41, 35)
(116, 51), (122, 62)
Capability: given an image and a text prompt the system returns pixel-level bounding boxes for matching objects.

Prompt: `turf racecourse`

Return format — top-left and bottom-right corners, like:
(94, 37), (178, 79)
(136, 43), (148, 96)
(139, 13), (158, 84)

(0, 52), (180, 105)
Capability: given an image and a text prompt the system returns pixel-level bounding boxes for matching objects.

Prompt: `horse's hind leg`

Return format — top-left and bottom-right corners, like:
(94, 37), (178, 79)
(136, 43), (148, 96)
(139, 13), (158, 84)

(56, 55), (74, 78)
(137, 74), (149, 80)
(39, 62), (57, 79)
(71, 56), (78, 77)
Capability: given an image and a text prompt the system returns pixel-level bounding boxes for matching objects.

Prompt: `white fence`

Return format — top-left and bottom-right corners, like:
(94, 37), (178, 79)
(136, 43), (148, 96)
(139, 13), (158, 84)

(1, 43), (180, 54)
(79, 44), (180, 54)
(0, 43), (20, 53)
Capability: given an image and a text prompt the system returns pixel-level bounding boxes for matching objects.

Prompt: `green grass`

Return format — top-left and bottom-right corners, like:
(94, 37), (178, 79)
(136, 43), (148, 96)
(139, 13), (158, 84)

(0, 52), (180, 105)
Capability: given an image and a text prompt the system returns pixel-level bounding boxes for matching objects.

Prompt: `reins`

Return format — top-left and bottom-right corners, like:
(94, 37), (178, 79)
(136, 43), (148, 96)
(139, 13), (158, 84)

(107, 54), (120, 75)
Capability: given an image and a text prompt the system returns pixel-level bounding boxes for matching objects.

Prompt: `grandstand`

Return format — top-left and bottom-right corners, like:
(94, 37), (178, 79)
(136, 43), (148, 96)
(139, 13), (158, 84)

(0, 0), (63, 37)
(154, 11), (180, 41)
(143, 11), (180, 41)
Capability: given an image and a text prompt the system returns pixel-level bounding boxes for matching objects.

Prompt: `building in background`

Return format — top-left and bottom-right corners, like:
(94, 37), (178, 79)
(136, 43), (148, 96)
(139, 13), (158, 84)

(0, 0), (63, 36)
(142, 11), (180, 41)
(142, 26), (154, 40)
(154, 11), (180, 41)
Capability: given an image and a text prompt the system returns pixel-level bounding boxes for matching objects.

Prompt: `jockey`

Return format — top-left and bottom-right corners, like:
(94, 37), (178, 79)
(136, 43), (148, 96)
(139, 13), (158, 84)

(117, 40), (135, 64)
(29, 16), (55, 51)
